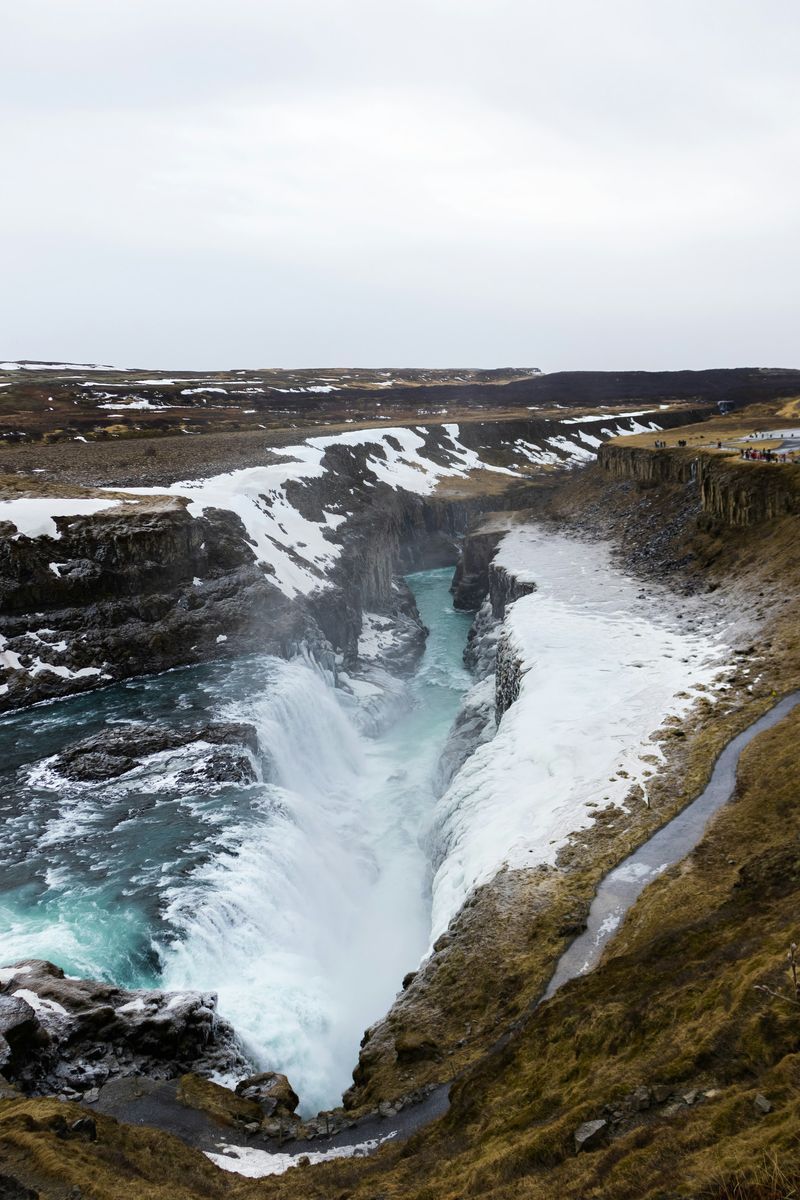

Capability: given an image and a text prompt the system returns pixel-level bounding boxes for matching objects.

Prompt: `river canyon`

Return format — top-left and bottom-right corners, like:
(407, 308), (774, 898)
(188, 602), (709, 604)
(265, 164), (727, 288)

(1, 367), (800, 1199)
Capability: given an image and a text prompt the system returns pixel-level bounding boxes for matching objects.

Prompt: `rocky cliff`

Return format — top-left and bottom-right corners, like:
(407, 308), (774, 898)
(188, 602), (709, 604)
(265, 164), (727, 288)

(0, 960), (246, 1099)
(597, 442), (800, 527)
(0, 499), (315, 711)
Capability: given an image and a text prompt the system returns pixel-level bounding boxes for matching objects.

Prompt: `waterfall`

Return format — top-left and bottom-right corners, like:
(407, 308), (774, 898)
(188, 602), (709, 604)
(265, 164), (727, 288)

(0, 570), (472, 1116)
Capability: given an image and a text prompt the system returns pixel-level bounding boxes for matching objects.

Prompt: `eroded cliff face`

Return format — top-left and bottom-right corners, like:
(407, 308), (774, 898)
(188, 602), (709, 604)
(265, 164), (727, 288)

(0, 501), (316, 711)
(596, 442), (698, 487)
(597, 443), (800, 527)
(697, 455), (800, 525)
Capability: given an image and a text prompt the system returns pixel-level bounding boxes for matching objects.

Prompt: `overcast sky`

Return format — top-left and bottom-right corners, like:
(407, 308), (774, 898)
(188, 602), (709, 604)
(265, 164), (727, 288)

(2, 1), (799, 370)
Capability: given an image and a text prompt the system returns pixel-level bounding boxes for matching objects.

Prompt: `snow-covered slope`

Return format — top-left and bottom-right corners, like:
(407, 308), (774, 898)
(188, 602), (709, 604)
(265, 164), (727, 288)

(427, 527), (727, 942)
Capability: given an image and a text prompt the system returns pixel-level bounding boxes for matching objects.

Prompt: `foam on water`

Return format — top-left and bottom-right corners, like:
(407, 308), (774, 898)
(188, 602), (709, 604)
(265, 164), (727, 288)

(155, 572), (472, 1112)
(0, 570), (472, 1114)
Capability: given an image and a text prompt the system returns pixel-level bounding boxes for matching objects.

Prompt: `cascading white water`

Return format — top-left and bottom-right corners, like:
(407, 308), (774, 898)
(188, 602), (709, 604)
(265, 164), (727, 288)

(155, 658), (417, 1110)
(0, 569), (471, 1115)
(156, 573), (472, 1112)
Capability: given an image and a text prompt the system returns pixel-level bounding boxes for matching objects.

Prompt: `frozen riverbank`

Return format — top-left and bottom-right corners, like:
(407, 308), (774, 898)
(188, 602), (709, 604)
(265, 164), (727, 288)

(428, 526), (728, 942)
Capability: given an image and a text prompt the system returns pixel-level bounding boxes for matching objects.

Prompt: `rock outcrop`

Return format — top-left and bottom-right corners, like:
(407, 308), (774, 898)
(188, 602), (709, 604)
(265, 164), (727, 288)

(51, 720), (260, 783)
(598, 443), (800, 528)
(0, 499), (317, 712)
(494, 631), (525, 718)
(0, 960), (247, 1098)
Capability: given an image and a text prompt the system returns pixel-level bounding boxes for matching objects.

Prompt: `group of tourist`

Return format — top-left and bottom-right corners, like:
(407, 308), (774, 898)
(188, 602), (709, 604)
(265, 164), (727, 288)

(739, 447), (797, 464)
(651, 432), (798, 465)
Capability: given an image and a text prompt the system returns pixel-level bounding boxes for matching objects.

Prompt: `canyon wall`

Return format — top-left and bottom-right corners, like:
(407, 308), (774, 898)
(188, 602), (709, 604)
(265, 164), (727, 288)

(597, 443), (800, 527)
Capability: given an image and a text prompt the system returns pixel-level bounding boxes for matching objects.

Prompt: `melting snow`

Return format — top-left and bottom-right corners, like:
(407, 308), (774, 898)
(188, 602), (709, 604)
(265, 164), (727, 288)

(206, 1132), (397, 1178)
(0, 965), (32, 984)
(560, 409), (662, 425)
(12, 988), (68, 1016)
(0, 498), (121, 539)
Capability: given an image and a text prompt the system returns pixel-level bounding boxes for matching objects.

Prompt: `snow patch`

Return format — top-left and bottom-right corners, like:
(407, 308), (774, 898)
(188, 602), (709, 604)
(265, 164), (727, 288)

(12, 988), (68, 1016)
(0, 498), (121, 539)
(206, 1132), (397, 1178)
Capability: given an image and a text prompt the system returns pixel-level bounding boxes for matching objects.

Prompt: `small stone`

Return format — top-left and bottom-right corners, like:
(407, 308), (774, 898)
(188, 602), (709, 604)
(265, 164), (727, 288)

(652, 1084), (672, 1104)
(574, 1119), (608, 1153)
(83, 1088), (100, 1103)
(70, 1116), (97, 1141)
(244, 1121), (260, 1134)
(683, 1090), (698, 1106)
(754, 1093), (772, 1115)
(632, 1085), (651, 1111)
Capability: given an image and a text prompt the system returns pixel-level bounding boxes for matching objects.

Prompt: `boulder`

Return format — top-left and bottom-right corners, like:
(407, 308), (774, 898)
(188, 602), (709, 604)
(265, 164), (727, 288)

(394, 1031), (440, 1065)
(235, 1071), (299, 1115)
(52, 721), (259, 783)
(574, 1118), (608, 1153)
(0, 995), (47, 1068)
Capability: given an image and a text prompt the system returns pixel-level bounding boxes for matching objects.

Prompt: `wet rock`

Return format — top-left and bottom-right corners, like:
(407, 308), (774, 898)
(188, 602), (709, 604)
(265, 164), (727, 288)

(495, 632), (523, 717)
(177, 747), (257, 787)
(754, 1093), (772, 1115)
(0, 960), (246, 1096)
(451, 527), (507, 611)
(574, 1118), (608, 1153)
(53, 721), (260, 783)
